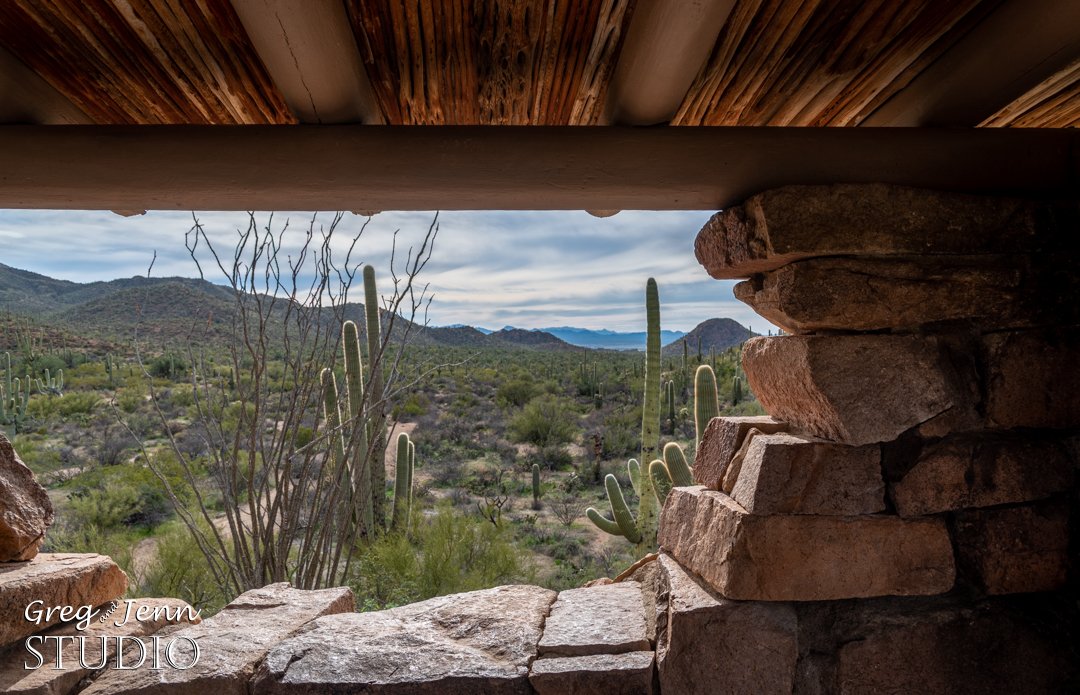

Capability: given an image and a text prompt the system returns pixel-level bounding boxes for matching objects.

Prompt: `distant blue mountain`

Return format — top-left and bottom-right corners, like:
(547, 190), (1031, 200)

(445, 323), (494, 335)
(536, 326), (686, 350)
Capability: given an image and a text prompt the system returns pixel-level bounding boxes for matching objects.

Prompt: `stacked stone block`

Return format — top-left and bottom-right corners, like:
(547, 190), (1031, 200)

(659, 183), (1078, 692)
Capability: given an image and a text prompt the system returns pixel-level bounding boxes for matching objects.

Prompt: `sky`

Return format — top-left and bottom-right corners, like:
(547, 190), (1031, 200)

(0, 209), (765, 333)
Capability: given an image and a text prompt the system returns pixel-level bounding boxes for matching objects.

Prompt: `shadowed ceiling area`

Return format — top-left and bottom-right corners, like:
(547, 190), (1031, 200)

(0, 0), (1077, 128)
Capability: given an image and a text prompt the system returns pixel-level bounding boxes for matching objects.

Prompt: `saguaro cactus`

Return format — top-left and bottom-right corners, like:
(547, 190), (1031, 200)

(35, 368), (63, 397)
(341, 321), (373, 534)
(588, 278), (661, 553)
(0, 353), (30, 432)
(694, 364), (720, 446)
(391, 431), (414, 530)
(363, 266), (388, 525)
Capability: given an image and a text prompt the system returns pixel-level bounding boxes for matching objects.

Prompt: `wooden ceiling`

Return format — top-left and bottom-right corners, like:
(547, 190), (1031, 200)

(0, 0), (1077, 128)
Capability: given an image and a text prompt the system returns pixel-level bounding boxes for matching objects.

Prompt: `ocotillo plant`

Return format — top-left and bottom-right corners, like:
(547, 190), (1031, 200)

(391, 431), (414, 530)
(694, 364), (720, 447)
(532, 463), (542, 510)
(587, 278), (661, 554)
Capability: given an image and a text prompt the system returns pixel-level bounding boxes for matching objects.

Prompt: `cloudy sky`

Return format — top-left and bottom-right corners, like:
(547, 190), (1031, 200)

(0, 209), (765, 333)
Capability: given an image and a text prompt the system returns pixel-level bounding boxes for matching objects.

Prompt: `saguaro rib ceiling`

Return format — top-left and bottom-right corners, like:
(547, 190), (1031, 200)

(345, 0), (635, 125)
(0, 0), (295, 125)
(673, 0), (989, 126)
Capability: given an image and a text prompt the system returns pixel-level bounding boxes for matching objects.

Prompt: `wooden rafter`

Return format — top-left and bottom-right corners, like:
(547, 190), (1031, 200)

(981, 57), (1080, 128)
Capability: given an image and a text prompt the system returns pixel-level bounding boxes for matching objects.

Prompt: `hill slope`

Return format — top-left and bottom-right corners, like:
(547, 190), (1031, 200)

(662, 318), (756, 356)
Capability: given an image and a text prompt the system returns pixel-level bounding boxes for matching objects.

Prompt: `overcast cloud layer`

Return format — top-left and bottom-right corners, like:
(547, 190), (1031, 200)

(0, 209), (768, 333)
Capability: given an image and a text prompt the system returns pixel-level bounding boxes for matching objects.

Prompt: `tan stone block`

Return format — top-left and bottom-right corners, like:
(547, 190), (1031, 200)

(654, 554), (796, 695)
(730, 433), (884, 515)
(692, 416), (787, 489)
(84, 583), (354, 695)
(529, 652), (654, 695)
(253, 585), (554, 694)
(694, 184), (1042, 279)
(734, 256), (1039, 334)
(659, 487), (954, 600)
(953, 502), (1068, 595)
(0, 554), (127, 647)
(984, 329), (1080, 430)
(0, 432), (53, 562)
(742, 335), (977, 445)
(538, 583), (649, 657)
(0, 598), (200, 695)
(890, 435), (1074, 517)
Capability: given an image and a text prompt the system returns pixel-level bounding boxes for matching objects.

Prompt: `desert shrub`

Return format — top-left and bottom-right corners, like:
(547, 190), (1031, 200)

(139, 522), (228, 616)
(601, 408), (640, 459)
(496, 378), (537, 408)
(55, 392), (100, 418)
(350, 505), (531, 611)
(508, 395), (578, 447)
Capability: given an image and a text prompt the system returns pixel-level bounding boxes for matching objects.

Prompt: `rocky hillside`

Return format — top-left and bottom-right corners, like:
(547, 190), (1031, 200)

(662, 318), (755, 356)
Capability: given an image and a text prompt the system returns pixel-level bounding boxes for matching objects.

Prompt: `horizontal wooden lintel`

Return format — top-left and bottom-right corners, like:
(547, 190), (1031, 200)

(0, 126), (1076, 211)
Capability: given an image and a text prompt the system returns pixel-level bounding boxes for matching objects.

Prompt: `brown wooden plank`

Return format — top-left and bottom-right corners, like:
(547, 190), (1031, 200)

(0, 125), (1075, 210)
(0, 0), (294, 124)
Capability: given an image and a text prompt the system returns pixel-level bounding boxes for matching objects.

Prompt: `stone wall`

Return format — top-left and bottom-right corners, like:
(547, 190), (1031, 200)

(666, 183), (1079, 693)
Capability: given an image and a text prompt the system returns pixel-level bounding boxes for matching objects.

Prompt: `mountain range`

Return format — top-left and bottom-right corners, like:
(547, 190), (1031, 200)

(0, 263), (754, 355)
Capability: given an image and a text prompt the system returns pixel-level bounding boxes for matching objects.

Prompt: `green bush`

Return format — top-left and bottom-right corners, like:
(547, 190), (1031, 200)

(508, 395), (578, 447)
(139, 522), (228, 616)
(496, 379), (537, 408)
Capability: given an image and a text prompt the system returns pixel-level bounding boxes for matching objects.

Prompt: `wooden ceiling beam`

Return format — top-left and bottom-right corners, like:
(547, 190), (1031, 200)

(863, 0), (1080, 126)
(0, 46), (90, 125)
(229, 0), (383, 124)
(0, 126), (1074, 211)
(604, 0), (735, 125)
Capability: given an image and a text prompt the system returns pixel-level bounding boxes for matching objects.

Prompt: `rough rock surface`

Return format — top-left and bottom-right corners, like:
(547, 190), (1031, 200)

(695, 184), (1042, 279)
(253, 584), (555, 694)
(0, 554), (127, 647)
(654, 554), (797, 694)
(659, 487), (955, 600)
(889, 435), (1074, 517)
(83, 583), (354, 695)
(983, 329), (1080, 430)
(742, 335), (977, 445)
(692, 416), (787, 489)
(538, 583), (649, 657)
(729, 432), (884, 515)
(733, 256), (1038, 333)
(0, 598), (201, 695)
(796, 596), (1077, 694)
(529, 652), (654, 695)
(0, 432), (53, 562)
(953, 502), (1069, 595)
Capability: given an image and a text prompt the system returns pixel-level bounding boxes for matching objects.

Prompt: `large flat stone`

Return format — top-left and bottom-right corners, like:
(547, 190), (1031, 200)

(889, 435), (1074, 517)
(0, 554), (127, 647)
(953, 502), (1069, 595)
(659, 487), (955, 601)
(983, 329), (1080, 430)
(83, 583), (354, 695)
(655, 554), (797, 695)
(695, 184), (1042, 279)
(742, 335), (977, 445)
(538, 583), (649, 657)
(692, 416), (787, 489)
(0, 432), (53, 562)
(529, 652), (654, 695)
(253, 584), (555, 694)
(734, 256), (1041, 334)
(730, 432), (884, 515)
(796, 596), (1077, 694)
(0, 598), (200, 695)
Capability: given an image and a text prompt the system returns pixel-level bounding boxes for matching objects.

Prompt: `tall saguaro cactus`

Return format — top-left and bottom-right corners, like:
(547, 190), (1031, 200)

(341, 321), (373, 534)
(587, 278), (661, 554)
(391, 431), (414, 530)
(0, 352), (30, 432)
(363, 265), (388, 525)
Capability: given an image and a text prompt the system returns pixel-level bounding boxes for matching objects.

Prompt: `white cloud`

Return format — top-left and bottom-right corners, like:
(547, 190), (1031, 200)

(0, 208), (771, 332)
